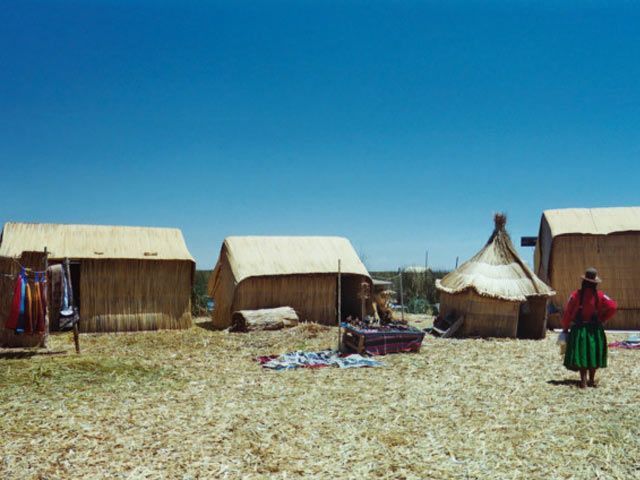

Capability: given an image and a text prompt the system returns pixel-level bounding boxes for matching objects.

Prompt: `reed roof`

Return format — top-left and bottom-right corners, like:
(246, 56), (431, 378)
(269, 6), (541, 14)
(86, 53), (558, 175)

(0, 222), (194, 262)
(218, 236), (370, 284)
(436, 214), (555, 302)
(542, 206), (640, 238)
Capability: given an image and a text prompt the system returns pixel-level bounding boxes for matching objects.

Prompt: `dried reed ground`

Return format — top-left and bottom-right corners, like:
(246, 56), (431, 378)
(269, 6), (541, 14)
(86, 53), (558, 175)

(1, 315), (639, 480)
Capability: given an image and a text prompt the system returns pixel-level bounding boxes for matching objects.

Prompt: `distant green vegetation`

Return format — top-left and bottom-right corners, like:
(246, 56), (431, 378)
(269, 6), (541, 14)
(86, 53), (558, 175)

(192, 270), (212, 316)
(370, 269), (449, 315)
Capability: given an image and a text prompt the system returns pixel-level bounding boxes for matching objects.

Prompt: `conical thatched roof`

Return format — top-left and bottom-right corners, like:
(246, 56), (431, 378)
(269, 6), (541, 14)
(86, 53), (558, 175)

(436, 214), (555, 302)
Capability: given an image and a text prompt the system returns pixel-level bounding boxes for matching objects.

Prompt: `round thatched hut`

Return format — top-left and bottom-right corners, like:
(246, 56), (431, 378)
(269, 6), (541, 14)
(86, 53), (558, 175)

(436, 214), (555, 338)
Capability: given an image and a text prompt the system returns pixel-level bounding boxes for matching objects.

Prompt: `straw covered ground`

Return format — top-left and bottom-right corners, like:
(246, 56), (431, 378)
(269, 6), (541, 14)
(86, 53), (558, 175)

(1, 315), (639, 479)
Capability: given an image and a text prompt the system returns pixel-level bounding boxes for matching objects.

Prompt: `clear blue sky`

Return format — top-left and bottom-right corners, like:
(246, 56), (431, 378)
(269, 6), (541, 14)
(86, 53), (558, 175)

(1, 1), (638, 270)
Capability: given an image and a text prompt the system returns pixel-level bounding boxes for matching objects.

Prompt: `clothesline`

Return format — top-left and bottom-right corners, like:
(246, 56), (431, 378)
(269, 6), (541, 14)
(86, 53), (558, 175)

(0, 258), (48, 280)
(9, 257), (47, 274)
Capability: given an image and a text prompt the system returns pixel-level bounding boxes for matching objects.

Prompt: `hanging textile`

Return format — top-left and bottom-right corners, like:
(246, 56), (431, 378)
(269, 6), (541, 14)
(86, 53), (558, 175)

(16, 272), (28, 333)
(60, 271), (72, 317)
(39, 274), (47, 334)
(5, 271), (25, 329)
(25, 280), (33, 333)
(59, 263), (77, 331)
(33, 273), (46, 334)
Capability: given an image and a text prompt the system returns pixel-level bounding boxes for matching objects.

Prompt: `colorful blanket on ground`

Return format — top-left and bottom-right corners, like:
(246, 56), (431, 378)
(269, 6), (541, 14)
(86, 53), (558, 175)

(608, 335), (640, 349)
(255, 350), (385, 370)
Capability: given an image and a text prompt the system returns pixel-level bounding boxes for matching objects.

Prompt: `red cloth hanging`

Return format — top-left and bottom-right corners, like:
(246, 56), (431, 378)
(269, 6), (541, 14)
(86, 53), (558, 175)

(5, 275), (23, 329)
(33, 280), (41, 334)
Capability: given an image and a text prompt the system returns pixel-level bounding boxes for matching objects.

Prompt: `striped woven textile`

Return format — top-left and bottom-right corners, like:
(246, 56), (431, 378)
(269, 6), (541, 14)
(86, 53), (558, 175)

(343, 324), (425, 355)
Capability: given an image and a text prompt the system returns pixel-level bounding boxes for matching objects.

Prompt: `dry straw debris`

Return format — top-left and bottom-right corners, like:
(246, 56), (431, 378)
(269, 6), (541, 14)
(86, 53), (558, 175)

(1, 316), (639, 479)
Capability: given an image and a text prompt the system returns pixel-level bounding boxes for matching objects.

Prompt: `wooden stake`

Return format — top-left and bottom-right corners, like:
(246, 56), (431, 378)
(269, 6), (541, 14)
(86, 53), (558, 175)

(337, 259), (342, 352)
(40, 247), (49, 349)
(399, 268), (405, 323)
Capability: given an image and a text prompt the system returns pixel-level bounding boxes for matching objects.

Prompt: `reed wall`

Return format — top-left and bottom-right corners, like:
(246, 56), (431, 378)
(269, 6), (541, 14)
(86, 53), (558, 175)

(546, 233), (640, 329)
(79, 259), (192, 333)
(235, 275), (334, 325)
(1, 254), (192, 345)
(211, 270), (370, 328)
(439, 290), (520, 338)
(210, 255), (236, 329)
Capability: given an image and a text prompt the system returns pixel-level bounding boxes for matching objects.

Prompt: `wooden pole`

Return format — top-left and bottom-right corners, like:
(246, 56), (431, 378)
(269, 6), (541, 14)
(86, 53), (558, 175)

(64, 258), (80, 354)
(337, 260), (342, 352)
(40, 247), (49, 349)
(399, 268), (404, 323)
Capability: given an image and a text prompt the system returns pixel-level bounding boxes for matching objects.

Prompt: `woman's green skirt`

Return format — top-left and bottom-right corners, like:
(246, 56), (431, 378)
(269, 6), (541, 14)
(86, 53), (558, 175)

(564, 323), (607, 371)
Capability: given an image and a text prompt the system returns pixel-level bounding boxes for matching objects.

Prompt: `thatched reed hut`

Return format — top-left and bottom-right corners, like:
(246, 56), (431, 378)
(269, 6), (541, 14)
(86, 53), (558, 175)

(0, 222), (194, 345)
(436, 214), (555, 338)
(534, 207), (640, 330)
(207, 236), (372, 329)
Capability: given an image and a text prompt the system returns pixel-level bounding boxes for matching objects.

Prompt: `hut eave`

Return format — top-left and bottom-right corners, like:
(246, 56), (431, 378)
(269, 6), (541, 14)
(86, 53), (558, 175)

(436, 280), (555, 303)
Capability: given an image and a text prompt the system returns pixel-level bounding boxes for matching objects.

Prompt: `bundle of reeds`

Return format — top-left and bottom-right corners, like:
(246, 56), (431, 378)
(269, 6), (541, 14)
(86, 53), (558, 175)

(231, 306), (299, 331)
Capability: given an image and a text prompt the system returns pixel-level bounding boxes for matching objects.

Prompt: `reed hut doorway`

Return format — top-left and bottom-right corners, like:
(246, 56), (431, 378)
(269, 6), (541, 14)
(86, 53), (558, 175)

(517, 297), (549, 339)
(339, 275), (370, 322)
(69, 260), (81, 312)
(50, 260), (82, 332)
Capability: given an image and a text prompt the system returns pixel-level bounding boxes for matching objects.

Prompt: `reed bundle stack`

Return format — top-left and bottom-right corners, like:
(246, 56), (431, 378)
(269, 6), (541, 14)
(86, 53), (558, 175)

(534, 206), (640, 329)
(436, 214), (555, 338)
(231, 306), (299, 331)
(208, 236), (371, 328)
(0, 222), (194, 345)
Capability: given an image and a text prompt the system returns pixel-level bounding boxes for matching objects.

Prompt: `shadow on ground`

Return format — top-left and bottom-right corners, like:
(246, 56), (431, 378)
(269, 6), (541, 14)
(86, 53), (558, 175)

(0, 350), (67, 360)
(195, 320), (219, 332)
(547, 379), (582, 388)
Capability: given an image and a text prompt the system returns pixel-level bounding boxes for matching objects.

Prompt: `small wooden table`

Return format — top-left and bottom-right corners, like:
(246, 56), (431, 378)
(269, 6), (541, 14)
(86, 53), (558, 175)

(342, 323), (425, 355)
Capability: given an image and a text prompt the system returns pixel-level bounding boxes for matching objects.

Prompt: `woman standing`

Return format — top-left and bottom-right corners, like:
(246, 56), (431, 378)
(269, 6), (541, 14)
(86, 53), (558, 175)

(562, 268), (616, 388)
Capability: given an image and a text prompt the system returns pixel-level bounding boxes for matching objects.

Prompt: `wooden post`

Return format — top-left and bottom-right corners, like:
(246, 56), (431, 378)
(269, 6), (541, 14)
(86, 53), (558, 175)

(337, 260), (342, 352)
(40, 247), (49, 349)
(399, 268), (404, 323)
(64, 258), (80, 354)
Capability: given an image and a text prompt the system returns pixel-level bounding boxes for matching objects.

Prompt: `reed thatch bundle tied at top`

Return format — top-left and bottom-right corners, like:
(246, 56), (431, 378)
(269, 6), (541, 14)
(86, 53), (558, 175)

(436, 213), (555, 338)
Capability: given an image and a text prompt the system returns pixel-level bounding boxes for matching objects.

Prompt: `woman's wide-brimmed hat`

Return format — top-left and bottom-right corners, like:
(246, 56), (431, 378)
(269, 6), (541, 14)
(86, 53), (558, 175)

(582, 267), (602, 284)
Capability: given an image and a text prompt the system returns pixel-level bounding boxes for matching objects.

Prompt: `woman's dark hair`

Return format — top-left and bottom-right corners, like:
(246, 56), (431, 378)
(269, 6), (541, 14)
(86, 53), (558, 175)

(581, 280), (598, 292)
